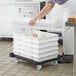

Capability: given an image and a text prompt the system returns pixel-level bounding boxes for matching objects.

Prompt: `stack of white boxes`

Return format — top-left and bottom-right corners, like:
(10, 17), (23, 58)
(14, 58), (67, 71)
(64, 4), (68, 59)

(13, 30), (59, 62)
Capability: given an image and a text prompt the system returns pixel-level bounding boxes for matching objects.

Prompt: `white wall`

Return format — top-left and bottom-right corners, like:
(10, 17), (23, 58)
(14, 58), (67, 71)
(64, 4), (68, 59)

(71, 0), (76, 14)
(0, 0), (45, 3)
(0, 0), (14, 3)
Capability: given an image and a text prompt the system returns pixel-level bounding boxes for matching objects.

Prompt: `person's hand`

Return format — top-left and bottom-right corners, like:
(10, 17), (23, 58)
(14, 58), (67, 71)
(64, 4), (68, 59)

(29, 17), (37, 25)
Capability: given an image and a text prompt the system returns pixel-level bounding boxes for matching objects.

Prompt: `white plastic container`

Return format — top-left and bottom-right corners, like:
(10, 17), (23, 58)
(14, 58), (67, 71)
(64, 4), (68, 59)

(13, 30), (59, 62)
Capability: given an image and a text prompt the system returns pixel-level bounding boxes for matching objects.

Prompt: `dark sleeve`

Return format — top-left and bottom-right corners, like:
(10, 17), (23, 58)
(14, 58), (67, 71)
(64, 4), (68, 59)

(46, 0), (55, 4)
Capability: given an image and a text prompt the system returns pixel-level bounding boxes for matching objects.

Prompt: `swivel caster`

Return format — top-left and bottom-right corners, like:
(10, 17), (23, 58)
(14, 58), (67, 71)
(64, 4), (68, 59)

(36, 65), (42, 70)
(15, 58), (20, 63)
(54, 60), (58, 65)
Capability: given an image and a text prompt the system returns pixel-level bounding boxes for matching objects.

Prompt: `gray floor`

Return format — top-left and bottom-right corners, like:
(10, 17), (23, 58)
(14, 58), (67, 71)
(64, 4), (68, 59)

(0, 40), (73, 76)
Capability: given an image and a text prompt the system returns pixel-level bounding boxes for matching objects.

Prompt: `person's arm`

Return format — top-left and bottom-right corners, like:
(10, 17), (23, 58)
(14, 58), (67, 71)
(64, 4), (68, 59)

(29, 2), (55, 25)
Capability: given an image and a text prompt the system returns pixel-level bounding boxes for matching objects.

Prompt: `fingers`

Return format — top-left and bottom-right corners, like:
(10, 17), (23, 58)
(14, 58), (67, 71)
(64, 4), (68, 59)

(29, 18), (37, 25)
(29, 20), (35, 25)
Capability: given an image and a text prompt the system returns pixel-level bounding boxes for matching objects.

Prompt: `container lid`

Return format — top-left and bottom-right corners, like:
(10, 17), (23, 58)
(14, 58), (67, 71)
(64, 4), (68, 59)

(12, 17), (56, 31)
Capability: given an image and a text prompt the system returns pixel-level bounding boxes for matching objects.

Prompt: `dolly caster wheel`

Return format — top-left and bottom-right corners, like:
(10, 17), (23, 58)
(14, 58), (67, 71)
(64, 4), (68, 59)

(15, 58), (20, 63)
(54, 60), (58, 65)
(36, 65), (42, 70)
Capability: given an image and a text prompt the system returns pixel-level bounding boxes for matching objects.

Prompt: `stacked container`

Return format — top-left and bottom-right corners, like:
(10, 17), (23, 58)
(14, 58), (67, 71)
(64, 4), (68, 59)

(13, 30), (59, 63)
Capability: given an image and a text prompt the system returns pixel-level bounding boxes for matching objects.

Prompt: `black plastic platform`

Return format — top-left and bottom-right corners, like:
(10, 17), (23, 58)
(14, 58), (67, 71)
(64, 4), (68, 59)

(9, 52), (59, 65)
